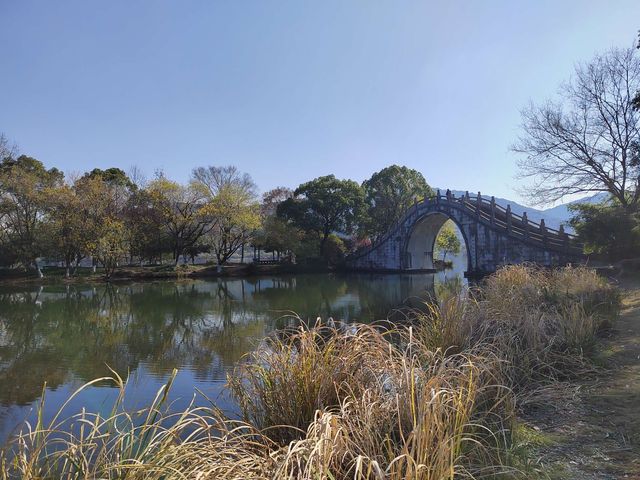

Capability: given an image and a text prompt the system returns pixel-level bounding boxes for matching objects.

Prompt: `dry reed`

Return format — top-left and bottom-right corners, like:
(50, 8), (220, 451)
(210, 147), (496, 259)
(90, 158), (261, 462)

(0, 265), (620, 479)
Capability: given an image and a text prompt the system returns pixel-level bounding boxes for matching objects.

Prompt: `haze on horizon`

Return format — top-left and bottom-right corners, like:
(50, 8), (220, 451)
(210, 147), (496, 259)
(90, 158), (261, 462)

(1, 1), (639, 207)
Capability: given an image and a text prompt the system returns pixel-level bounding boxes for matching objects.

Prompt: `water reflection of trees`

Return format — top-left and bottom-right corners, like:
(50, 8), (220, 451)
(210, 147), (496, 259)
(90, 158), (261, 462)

(0, 274), (458, 407)
(0, 282), (266, 406)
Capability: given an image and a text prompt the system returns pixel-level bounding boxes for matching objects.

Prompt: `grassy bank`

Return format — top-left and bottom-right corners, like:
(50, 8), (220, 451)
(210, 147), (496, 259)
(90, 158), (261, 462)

(0, 265), (620, 479)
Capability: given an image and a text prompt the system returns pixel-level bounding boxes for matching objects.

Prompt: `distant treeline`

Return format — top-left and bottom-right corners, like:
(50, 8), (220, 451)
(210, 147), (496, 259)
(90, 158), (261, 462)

(0, 135), (439, 278)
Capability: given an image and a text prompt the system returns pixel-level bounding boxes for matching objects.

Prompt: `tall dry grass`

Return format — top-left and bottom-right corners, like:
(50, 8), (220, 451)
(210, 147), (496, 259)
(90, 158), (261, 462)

(0, 265), (620, 479)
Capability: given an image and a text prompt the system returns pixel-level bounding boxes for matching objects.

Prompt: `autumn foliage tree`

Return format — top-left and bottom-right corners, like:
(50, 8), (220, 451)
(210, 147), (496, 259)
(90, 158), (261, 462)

(147, 178), (213, 265)
(0, 155), (64, 276)
(205, 185), (261, 269)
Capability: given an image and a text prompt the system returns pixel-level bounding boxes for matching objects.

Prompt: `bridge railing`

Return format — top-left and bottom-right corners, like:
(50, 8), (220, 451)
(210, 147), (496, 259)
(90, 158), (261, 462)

(437, 190), (581, 252)
(353, 190), (583, 258)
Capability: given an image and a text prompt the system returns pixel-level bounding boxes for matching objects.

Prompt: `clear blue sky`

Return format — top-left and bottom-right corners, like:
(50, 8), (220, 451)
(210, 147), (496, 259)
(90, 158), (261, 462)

(1, 1), (639, 205)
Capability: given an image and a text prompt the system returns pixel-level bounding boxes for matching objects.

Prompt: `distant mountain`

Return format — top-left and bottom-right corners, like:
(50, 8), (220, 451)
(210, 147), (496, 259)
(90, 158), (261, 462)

(540, 193), (608, 221)
(443, 190), (607, 231)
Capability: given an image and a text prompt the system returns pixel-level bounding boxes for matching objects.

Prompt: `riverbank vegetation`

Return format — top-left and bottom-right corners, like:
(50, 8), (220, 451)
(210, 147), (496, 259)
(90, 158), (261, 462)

(0, 135), (441, 279)
(0, 265), (620, 479)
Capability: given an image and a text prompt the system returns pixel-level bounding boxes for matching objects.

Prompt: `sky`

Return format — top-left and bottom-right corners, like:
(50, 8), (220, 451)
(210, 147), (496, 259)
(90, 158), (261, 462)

(1, 1), (639, 206)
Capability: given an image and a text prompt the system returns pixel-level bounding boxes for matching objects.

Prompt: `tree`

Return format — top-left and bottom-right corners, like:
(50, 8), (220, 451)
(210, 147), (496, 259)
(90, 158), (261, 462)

(322, 233), (347, 265)
(87, 217), (129, 279)
(192, 166), (257, 203)
(0, 133), (18, 161)
(513, 47), (640, 208)
(84, 168), (137, 189)
(205, 184), (261, 270)
(277, 175), (365, 254)
(80, 167), (136, 217)
(191, 166), (260, 269)
(261, 187), (294, 217)
(46, 185), (89, 276)
(569, 200), (640, 260)
(0, 155), (64, 276)
(70, 174), (130, 272)
(435, 221), (461, 262)
(362, 165), (434, 240)
(254, 216), (303, 259)
(147, 178), (213, 265)
(123, 188), (169, 264)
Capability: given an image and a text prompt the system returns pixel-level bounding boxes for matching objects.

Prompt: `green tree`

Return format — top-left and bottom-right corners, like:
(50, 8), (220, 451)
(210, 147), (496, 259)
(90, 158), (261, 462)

(84, 168), (137, 189)
(72, 174), (131, 271)
(254, 216), (303, 259)
(322, 233), (347, 266)
(362, 165), (434, 240)
(435, 221), (461, 262)
(80, 167), (136, 218)
(569, 200), (640, 261)
(0, 155), (64, 276)
(124, 188), (170, 264)
(277, 175), (365, 254)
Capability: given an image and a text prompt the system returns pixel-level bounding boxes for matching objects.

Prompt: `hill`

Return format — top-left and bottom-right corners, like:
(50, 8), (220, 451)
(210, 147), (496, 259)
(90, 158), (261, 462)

(444, 190), (607, 230)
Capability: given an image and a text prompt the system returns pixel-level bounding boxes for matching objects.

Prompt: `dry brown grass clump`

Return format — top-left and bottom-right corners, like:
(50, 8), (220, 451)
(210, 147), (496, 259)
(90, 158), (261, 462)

(414, 264), (620, 389)
(230, 323), (513, 479)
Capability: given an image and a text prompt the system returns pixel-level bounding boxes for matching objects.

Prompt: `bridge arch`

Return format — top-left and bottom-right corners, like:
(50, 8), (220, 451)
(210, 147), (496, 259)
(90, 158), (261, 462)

(403, 213), (470, 271)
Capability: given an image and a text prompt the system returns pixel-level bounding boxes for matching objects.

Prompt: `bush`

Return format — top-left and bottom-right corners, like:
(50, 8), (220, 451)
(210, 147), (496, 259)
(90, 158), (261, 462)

(321, 234), (346, 266)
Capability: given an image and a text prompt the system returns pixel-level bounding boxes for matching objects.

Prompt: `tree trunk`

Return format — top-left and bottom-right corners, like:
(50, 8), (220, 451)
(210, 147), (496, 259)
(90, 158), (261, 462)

(320, 230), (330, 255)
(72, 255), (81, 275)
(36, 264), (44, 278)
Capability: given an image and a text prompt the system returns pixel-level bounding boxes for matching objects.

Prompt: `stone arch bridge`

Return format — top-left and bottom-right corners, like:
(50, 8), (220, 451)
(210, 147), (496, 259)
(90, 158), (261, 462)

(347, 191), (584, 276)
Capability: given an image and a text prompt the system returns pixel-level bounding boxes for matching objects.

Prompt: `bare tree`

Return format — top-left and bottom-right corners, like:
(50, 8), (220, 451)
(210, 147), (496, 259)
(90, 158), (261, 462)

(513, 47), (640, 208)
(261, 186), (293, 216)
(0, 133), (18, 160)
(128, 165), (148, 189)
(192, 165), (257, 202)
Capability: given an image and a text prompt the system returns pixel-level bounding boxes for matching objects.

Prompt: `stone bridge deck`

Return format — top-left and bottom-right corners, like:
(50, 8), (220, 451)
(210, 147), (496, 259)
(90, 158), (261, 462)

(347, 191), (584, 275)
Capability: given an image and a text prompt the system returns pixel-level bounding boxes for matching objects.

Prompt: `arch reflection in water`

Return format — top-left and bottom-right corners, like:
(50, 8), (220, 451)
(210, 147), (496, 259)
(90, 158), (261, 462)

(0, 271), (465, 442)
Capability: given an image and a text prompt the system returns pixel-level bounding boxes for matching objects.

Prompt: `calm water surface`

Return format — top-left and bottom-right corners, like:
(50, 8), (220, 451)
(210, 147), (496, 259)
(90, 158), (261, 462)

(0, 270), (465, 442)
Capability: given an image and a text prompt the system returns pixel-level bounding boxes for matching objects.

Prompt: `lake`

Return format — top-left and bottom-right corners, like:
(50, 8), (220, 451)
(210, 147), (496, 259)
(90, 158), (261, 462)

(0, 269), (466, 443)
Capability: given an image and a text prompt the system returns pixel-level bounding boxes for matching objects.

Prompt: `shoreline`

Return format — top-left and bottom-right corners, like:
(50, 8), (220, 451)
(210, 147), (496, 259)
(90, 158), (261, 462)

(0, 263), (462, 286)
(0, 263), (335, 286)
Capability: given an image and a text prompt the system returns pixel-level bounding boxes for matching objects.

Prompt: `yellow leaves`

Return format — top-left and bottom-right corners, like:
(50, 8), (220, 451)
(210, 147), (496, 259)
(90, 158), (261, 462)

(203, 185), (261, 230)
(89, 217), (129, 259)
